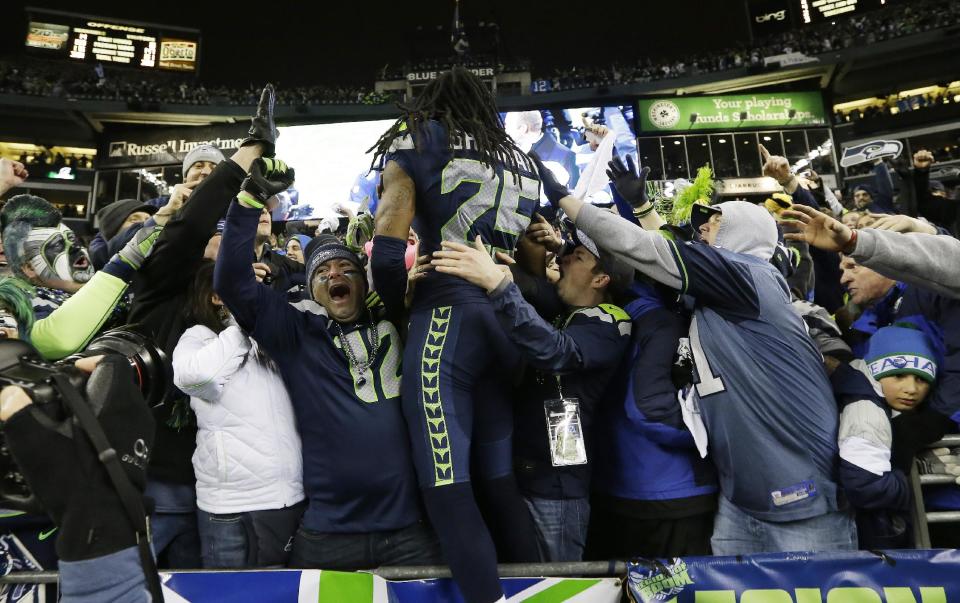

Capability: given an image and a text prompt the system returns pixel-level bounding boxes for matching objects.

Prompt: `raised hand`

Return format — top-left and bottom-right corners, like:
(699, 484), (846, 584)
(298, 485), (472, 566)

(760, 143), (792, 186)
(525, 213), (563, 252)
(606, 152), (651, 209)
(117, 223), (164, 270)
(241, 84), (279, 157)
(528, 152), (570, 209)
(869, 214), (937, 235)
(779, 204), (853, 253)
(239, 157), (295, 210)
(0, 158), (28, 196)
(913, 150), (935, 170)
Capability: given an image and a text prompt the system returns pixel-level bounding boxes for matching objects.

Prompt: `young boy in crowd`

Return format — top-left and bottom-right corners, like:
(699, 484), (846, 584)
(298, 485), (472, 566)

(832, 325), (939, 549)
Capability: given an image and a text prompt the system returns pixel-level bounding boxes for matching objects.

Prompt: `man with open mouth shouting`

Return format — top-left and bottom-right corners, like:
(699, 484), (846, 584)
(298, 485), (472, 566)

(0, 193), (163, 361)
(215, 157), (443, 572)
(1, 195), (94, 296)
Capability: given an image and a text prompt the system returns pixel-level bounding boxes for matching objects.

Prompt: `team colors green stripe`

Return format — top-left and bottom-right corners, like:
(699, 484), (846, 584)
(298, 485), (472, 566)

(522, 578), (602, 602)
(317, 570), (373, 603)
(666, 237), (690, 295)
(421, 306), (454, 486)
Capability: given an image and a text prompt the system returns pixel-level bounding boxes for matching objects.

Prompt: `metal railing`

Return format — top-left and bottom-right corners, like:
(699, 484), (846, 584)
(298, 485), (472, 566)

(911, 434), (960, 547)
(0, 561), (629, 586)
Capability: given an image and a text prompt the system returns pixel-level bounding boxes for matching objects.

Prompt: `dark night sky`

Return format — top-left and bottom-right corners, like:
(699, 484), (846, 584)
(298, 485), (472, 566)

(3, 1), (751, 85)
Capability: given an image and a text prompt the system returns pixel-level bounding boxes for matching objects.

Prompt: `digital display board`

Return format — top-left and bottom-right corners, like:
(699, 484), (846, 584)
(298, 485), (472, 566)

(797, 0), (894, 24)
(25, 9), (199, 72)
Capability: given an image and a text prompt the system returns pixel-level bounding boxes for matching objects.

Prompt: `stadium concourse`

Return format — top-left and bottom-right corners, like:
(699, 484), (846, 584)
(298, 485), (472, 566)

(1, 0), (960, 601)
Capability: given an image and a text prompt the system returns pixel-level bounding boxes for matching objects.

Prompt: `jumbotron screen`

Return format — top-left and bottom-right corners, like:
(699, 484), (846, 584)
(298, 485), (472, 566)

(25, 9), (199, 72)
(272, 119), (397, 222)
(796, 0), (895, 24)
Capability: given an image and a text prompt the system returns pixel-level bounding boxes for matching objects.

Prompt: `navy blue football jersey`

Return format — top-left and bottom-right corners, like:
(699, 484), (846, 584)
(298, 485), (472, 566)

(385, 120), (541, 305)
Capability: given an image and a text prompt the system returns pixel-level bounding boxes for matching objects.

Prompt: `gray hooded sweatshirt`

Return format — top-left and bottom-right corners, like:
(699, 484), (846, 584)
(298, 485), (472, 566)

(852, 229), (960, 300)
(576, 201), (843, 523)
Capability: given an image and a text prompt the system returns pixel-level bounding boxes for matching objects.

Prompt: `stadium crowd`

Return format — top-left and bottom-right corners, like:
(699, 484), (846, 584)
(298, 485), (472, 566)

(0, 69), (959, 603)
(0, 58), (394, 107)
(2, 0), (958, 110)
(541, 0), (960, 92)
(833, 86), (960, 124)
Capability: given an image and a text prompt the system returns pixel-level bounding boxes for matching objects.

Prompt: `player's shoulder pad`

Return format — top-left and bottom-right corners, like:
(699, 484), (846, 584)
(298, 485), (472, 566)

(387, 130), (415, 153)
(569, 304), (632, 336)
(387, 119), (447, 154)
(386, 119), (416, 153)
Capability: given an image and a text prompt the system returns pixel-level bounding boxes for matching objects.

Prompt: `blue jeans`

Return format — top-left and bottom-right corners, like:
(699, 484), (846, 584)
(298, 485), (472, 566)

(146, 480), (201, 569)
(58, 546), (149, 603)
(197, 502), (305, 569)
(711, 495), (858, 555)
(197, 511), (247, 569)
(523, 496), (590, 562)
(288, 521), (444, 569)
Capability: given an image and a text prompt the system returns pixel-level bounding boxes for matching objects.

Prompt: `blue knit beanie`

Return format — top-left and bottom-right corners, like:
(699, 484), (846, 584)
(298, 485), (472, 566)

(865, 326), (938, 384)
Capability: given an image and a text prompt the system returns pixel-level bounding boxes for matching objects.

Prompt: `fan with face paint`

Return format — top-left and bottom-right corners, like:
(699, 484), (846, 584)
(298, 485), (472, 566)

(22, 224), (94, 288)
(0, 194), (94, 294)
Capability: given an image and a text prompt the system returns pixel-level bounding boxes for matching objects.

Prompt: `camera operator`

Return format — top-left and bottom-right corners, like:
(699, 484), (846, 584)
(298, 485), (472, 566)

(0, 351), (158, 602)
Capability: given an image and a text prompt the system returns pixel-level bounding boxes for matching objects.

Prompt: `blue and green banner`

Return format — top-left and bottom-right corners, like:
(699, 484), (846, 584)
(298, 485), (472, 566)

(627, 550), (960, 603)
(156, 550), (960, 602)
(159, 571), (620, 602)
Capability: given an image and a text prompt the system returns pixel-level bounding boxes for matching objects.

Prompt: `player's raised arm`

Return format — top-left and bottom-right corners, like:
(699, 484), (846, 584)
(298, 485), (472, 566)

(530, 152), (683, 290)
(371, 160), (417, 319)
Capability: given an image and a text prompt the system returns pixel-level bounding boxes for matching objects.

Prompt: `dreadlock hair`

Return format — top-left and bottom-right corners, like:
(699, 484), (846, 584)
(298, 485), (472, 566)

(368, 65), (531, 182)
(0, 276), (36, 340)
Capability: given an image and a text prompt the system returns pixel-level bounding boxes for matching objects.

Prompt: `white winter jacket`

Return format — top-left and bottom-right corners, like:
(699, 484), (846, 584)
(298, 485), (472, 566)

(173, 324), (304, 514)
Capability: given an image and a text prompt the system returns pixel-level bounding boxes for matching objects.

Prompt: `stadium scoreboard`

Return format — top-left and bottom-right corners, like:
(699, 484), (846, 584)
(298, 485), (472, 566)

(750, 0), (895, 36)
(796, 0), (894, 24)
(25, 8), (200, 72)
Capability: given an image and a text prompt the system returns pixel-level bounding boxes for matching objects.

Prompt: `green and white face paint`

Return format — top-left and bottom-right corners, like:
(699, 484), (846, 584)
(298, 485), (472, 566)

(23, 224), (94, 285)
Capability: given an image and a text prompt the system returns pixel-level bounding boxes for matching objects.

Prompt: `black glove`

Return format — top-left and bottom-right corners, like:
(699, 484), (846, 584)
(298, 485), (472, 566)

(239, 157), (295, 207)
(528, 152), (570, 209)
(606, 152), (651, 209)
(240, 84), (279, 157)
(890, 407), (954, 474)
(3, 356), (155, 561)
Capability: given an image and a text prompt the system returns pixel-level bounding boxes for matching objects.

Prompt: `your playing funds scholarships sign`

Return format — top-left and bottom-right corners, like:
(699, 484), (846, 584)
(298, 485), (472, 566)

(638, 92), (827, 132)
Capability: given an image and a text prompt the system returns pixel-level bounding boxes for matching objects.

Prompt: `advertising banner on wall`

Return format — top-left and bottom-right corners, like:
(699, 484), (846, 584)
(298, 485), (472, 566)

(140, 550), (960, 602)
(638, 92), (827, 133)
(97, 124), (248, 169)
(626, 550), (960, 603)
(160, 572), (621, 602)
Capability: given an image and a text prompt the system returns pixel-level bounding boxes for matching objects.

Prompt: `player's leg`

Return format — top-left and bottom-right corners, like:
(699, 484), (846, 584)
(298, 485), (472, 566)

(471, 308), (541, 563)
(401, 304), (503, 603)
(472, 397), (542, 563)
